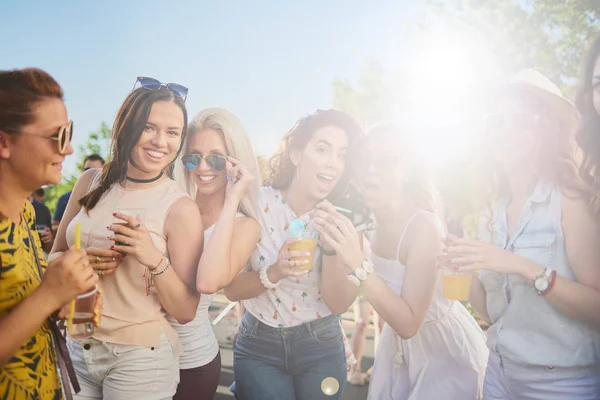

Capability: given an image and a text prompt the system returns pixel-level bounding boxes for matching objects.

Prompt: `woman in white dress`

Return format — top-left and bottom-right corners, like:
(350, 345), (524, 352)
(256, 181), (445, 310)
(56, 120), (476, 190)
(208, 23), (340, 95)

(315, 123), (488, 400)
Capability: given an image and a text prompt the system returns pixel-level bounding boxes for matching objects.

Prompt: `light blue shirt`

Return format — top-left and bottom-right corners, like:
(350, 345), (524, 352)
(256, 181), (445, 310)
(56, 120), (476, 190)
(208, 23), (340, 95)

(480, 179), (600, 367)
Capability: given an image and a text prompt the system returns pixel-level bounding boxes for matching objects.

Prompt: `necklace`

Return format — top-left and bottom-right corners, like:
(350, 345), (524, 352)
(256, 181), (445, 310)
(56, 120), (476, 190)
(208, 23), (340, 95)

(126, 172), (163, 184)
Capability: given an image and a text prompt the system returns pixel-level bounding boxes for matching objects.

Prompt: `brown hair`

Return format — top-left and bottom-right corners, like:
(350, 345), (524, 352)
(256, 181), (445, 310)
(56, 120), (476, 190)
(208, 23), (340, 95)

(0, 68), (64, 134)
(576, 34), (600, 220)
(79, 87), (187, 211)
(481, 88), (590, 232)
(0, 68), (64, 222)
(268, 109), (364, 197)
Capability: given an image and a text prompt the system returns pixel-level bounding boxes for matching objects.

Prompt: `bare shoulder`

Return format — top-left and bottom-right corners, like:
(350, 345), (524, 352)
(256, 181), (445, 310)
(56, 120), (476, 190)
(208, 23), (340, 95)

(72, 168), (101, 197)
(402, 211), (444, 261)
(166, 196), (201, 224)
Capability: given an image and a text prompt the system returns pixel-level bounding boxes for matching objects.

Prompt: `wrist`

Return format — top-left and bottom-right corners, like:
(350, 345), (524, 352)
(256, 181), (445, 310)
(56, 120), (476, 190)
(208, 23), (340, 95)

(260, 266), (281, 289)
(145, 252), (164, 270)
(266, 265), (282, 284)
(520, 257), (544, 284)
(32, 284), (62, 317)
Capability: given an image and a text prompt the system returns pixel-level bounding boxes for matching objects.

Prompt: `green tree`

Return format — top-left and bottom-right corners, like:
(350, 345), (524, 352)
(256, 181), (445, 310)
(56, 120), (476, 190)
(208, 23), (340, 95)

(428, 0), (600, 91)
(44, 122), (112, 214)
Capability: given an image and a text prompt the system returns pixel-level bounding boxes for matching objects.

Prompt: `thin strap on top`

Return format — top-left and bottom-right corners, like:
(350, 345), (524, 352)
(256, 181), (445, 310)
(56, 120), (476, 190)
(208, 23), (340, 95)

(395, 211), (424, 261)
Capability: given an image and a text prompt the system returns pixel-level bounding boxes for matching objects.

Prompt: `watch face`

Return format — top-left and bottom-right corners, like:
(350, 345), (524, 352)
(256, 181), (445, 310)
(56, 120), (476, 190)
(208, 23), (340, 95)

(534, 277), (549, 292)
(361, 260), (374, 274)
(355, 268), (368, 281)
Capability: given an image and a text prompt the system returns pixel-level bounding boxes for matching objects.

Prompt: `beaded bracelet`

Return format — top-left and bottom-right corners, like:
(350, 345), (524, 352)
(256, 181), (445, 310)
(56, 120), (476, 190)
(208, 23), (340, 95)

(259, 266), (280, 289)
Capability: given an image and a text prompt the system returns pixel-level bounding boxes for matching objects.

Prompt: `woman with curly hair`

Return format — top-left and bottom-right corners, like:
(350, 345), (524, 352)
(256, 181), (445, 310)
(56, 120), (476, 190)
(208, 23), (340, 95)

(224, 109), (364, 400)
(445, 69), (600, 399)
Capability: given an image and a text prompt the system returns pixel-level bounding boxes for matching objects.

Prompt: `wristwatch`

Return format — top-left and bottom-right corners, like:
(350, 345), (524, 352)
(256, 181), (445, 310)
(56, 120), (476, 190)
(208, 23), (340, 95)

(532, 268), (557, 296)
(361, 258), (374, 274)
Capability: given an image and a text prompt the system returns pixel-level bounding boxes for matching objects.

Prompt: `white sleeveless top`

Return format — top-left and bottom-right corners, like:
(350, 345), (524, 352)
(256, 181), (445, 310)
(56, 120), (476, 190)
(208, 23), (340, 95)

(168, 212), (245, 369)
(368, 211), (488, 400)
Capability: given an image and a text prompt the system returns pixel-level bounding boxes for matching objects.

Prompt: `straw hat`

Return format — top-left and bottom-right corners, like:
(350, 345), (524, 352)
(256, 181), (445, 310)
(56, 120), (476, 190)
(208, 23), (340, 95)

(501, 68), (580, 135)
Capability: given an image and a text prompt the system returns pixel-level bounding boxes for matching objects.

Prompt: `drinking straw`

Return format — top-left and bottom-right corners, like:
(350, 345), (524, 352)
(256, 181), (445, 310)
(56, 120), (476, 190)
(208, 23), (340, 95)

(67, 223), (80, 332)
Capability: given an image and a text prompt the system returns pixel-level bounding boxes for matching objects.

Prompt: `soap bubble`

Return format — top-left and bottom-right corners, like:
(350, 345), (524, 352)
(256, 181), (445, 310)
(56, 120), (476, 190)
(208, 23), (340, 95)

(321, 377), (340, 396)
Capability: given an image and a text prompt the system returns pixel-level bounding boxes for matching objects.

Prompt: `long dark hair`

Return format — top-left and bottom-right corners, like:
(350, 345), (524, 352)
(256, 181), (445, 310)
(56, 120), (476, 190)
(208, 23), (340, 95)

(79, 87), (187, 211)
(576, 34), (600, 218)
(268, 109), (364, 199)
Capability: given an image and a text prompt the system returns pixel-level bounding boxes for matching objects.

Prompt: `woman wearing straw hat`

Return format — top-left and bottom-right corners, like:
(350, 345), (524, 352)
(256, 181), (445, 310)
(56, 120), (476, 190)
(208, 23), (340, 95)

(443, 69), (600, 399)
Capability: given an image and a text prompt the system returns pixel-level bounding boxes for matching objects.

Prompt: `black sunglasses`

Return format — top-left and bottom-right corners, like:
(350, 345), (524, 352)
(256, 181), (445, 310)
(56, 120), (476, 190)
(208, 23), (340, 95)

(13, 120), (73, 155)
(133, 77), (188, 101)
(182, 153), (227, 171)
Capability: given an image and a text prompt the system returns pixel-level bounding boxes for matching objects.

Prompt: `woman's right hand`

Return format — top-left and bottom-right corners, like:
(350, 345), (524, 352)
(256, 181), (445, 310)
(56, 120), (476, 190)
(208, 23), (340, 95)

(266, 238), (312, 283)
(41, 249), (98, 311)
(86, 247), (122, 277)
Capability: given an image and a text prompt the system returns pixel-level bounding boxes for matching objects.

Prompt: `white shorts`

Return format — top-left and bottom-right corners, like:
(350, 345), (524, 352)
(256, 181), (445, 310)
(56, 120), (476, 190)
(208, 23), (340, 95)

(67, 332), (179, 400)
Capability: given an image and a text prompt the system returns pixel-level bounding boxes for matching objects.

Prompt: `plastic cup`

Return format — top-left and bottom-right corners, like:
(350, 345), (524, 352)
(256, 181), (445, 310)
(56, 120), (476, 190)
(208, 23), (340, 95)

(289, 233), (317, 271)
(442, 271), (472, 301)
(62, 284), (98, 339)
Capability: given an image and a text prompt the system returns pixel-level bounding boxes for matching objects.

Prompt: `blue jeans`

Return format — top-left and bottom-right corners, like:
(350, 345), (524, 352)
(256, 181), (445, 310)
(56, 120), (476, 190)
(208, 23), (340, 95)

(234, 312), (347, 400)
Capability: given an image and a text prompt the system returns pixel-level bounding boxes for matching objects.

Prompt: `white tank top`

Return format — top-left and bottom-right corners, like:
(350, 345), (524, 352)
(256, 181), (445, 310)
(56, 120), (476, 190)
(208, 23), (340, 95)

(168, 212), (245, 369)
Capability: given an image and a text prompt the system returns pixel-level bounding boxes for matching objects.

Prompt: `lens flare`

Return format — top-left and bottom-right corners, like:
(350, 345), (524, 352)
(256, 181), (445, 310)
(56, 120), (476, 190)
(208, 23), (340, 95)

(321, 377), (340, 396)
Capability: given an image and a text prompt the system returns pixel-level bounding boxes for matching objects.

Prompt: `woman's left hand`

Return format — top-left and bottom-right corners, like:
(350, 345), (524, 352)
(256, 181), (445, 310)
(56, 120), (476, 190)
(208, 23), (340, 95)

(314, 200), (363, 272)
(108, 213), (163, 268)
(445, 237), (526, 276)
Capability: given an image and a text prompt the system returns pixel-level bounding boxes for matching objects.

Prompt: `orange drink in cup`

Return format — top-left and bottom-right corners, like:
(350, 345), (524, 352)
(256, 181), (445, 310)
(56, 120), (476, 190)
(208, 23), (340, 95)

(289, 233), (318, 271)
(442, 270), (472, 301)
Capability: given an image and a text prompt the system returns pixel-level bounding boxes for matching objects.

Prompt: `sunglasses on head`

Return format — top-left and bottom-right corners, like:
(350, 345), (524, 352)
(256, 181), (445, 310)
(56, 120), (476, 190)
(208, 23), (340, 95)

(182, 153), (227, 171)
(133, 77), (188, 101)
(356, 152), (401, 173)
(13, 120), (73, 155)
(484, 113), (540, 133)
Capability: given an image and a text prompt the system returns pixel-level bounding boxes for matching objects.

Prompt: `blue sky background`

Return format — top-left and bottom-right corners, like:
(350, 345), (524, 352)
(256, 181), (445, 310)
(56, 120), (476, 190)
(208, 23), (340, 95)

(2, 0), (427, 175)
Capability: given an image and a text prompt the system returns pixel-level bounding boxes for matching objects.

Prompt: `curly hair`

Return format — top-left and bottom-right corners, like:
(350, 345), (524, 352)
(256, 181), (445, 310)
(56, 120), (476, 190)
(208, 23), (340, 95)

(268, 109), (364, 199)
(576, 34), (600, 219)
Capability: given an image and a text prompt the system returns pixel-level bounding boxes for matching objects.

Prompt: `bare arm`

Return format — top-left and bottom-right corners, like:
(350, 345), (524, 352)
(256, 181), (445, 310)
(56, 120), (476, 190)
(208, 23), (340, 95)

(363, 213), (443, 339)
(539, 196), (600, 330)
(468, 275), (491, 324)
(320, 253), (360, 315)
(152, 197), (203, 324)
(223, 270), (266, 301)
(50, 168), (98, 254)
(0, 287), (58, 367)
(196, 197), (260, 294)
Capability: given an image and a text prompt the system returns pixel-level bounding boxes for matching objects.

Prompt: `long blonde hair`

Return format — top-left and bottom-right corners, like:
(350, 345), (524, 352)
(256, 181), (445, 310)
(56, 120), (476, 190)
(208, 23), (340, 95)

(173, 108), (260, 221)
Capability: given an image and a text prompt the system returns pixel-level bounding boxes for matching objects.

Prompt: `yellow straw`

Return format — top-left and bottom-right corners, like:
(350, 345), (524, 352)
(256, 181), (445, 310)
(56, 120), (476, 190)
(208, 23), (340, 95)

(67, 223), (80, 333)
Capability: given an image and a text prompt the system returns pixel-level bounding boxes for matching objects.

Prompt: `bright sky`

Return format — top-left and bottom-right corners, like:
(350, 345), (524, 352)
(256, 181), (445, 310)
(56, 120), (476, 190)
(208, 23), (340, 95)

(2, 0), (427, 176)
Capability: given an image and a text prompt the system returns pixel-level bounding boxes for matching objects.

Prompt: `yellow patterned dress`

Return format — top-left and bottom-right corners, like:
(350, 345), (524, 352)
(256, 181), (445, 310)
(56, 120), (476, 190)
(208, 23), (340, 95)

(0, 202), (62, 399)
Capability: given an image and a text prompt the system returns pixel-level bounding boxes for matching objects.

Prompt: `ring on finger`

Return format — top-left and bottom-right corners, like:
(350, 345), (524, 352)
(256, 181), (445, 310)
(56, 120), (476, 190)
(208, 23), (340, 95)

(97, 270), (105, 276)
(112, 257), (116, 262)
(135, 223), (141, 229)
(95, 256), (101, 264)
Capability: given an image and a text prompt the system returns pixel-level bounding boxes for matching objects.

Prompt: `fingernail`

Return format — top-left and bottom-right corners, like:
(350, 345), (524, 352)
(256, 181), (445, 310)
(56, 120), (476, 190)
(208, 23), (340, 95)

(110, 245), (115, 250)
(305, 252), (311, 256)
(112, 213), (117, 216)
(303, 260), (309, 264)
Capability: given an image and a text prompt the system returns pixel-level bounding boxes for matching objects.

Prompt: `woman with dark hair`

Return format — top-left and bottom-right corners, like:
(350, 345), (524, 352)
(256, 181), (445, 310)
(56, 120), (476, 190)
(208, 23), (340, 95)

(224, 109), (364, 400)
(51, 77), (203, 399)
(0, 68), (98, 399)
(446, 70), (600, 398)
(576, 35), (600, 218)
(317, 123), (488, 399)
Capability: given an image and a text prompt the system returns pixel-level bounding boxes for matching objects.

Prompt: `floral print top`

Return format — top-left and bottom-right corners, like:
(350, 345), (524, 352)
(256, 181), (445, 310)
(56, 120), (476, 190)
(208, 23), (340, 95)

(243, 186), (332, 328)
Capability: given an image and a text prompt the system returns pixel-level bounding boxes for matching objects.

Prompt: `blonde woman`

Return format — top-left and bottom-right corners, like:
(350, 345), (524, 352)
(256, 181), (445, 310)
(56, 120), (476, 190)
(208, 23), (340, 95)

(171, 108), (261, 400)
